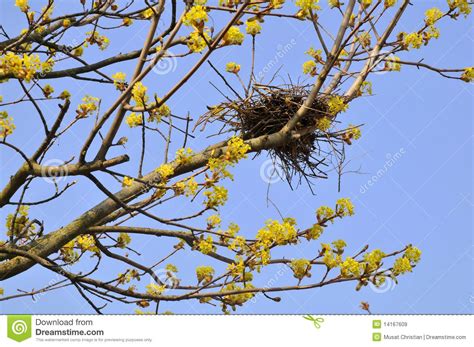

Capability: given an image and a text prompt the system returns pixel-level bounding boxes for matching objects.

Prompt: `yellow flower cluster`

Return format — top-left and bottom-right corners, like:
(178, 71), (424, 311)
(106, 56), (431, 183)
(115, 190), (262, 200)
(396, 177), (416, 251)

(246, 20), (262, 35)
(175, 147), (194, 165)
(0, 111), (16, 138)
(361, 0), (373, 7)
(342, 124), (362, 145)
(221, 283), (255, 308)
(197, 235), (216, 254)
(302, 60), (317, 76)
(340, 257), (361, 278)
(146, 283), (166, 296)
(112, 72), (126, 91)
(392, 245), (421, 275)
(316, 205), (335, 222)
(15, 0), (29, 12)
(174, 176), (198, 197)
(208, 136), (250, 180)
(76, 234), (99, 253)
(448, 0), (472, 17)
(131, 81), (148, 106)
(204, 185), (228, 208)
(122, 176), (134, 187)
(305, 223), (324, 240)
(165, 264), (178, 273)
(332, 239), (347, 253)
(392, 257), (412, 275)
(328, 0), (341, 8)
(363, 249), (385, 271)
(5, 205), (34, 237)
(358, 31), (371, 48)
(117, 232), (131, 248)
(315, 117), (331, 131)
(402, 32), (423, 50)
(226, 62), (241, 73)
(156, 163), (175, 181)
(148, 98), (171, 123)
(336, 198), (355, 216)
(290, 258), (312, 280)
(43, 84), (54, 98)
(256, 218), (298, 251)
(461, 67), (474, 82)
(384, 0), (397, 8)
(183, 5), (208, 28)
(187, 30), (211, 53)
(207, 214), (222, 229)
(327, 95), (348, 115)
(0, 52), (53, 82)
(125, 112), (143, 127)
(223, 26), (244, 45)
(76, 95), (100, 118)
(296, 0), (320, 11)
(425, 8), (443, 25)
(385, 55), (401, 71)
(196, 265), (215, 284)
(321, 244), (341, 268)
(85, 31), (110, 50)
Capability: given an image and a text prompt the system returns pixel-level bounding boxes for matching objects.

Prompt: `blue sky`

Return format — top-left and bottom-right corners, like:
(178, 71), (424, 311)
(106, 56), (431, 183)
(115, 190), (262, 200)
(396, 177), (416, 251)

(0, 1), (473, 314)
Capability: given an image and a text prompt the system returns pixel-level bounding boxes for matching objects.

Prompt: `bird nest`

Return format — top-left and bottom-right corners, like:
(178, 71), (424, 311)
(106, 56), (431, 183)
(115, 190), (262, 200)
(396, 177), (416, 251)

(197, 84), (344, 187)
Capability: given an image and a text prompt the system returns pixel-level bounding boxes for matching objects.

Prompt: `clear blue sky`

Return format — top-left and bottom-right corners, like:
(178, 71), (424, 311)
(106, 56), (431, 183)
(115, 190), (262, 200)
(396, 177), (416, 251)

(0, 1), (472, 314)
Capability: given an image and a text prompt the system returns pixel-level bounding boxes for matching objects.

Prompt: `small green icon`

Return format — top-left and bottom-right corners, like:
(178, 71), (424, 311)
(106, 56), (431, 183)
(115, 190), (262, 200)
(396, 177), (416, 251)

(372, 332), (382, 342)
(302, 315), (324, 329)
(372, 320), (382, 329)
(7, 315), (32, 342)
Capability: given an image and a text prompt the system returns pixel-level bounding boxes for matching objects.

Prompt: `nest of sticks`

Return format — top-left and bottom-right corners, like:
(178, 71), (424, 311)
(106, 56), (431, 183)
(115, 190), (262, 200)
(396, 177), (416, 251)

(197, 84), (344, 187)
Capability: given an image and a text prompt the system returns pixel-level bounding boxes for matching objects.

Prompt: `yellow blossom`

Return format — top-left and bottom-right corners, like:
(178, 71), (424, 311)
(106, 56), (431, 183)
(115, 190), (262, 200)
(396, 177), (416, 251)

(336, 198), (354, 217)
(226, 62), (241, 73)
(207, 214), (222, 229)
(122, 176), (134, 187)
(204, 185), (228, 208)
(117, 232), (131, 248)
(112, 72), (126, 90)
(290, 259), (312, 280)
(76, 95), (99, 118)
(0, 111), (16, 138)
(327, 95), (348, 115)
(187, 30), (211, 53)
(196, 266), (215, 284)
(402, 32), (423, 50)
(223, 26), (244, 45)
(197, 236), (215, 254)
(146, 283), (166, 296)
(125, 112), (143, 128)
(183, 5), (208, 28)
(340, 257), (361, 277)
(131, 81), (148, 106)
(392, 257), (412, 275)
(425, 8), (443, 25)
(461, 67), (474, 82)
(15, 0), (29, 12)
(302, 60), (317, 76)
(156, 163), (174, 180)
(246, 20), (262, 35)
